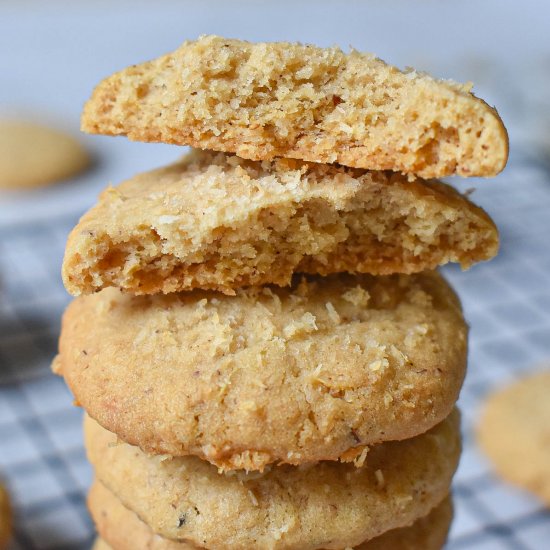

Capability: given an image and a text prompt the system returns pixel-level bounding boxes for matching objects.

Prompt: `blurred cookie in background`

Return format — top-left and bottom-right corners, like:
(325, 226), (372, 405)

(0, 119), (90, 190)
(477, 369), (550, 505)
(0, 482), (11, 550)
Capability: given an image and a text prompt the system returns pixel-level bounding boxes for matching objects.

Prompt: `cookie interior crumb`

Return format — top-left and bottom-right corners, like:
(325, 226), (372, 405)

(82, 35), (508, 178)
(62, 149), (498, 296)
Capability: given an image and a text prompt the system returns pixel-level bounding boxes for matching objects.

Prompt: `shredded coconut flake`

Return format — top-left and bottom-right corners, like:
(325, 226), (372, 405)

(248, 490), (259, 506)
(375, 469), (385, 487)
(283, 312), (318, 338)
(353, 446), (369, 468)
(342, 286), (370, 307)
(157, 215), (181, 224)
(325, 301), (341, 324)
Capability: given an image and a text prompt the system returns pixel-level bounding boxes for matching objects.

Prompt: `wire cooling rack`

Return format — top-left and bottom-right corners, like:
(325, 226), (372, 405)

(1, 147), (550, 550)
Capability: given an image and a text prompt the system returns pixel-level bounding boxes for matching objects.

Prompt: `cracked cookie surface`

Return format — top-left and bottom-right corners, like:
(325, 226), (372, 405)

(56, 271), (467, 471)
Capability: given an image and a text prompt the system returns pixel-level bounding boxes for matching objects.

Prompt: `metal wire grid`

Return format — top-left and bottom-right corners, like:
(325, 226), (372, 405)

(0, 149), (549, 549)
(0, 216), (93, 550)
(445, 149), (550, 550)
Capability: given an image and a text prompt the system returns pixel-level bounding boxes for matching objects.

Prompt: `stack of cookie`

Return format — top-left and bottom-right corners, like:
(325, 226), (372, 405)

(54, 36), (507, 550)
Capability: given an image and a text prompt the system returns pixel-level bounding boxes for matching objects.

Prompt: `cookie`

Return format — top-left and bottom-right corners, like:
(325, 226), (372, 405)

(55, 271), (467, 471)
(476, 370), (550, 504)
(82, 35), (508, 178)
(92, 539), (110, 550)
(0, 483), (11, 550)
(88, 481), (453, 550)
(361, 495), (452, 550)
(85, 410), (460, 550)
(62, 149), (498, 297)
(0, 119), (90, 189)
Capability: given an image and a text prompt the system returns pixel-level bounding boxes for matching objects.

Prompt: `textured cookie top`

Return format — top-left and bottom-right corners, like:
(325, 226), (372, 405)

(89, 481), (452, 550)
(0, 120), (90, 189)
(82, 35), (508, 178)
(476, 370), (550, 505)
(85, 411), (460, 550)
(62, 149), (498, 296)
(56, 271), (467, 471)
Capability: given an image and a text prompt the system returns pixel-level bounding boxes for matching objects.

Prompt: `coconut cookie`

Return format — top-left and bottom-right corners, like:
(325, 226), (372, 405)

(0, 120), (90, 190)
(85, 411), (460, 550)
(55, 271), (467, 471)
(62, 149), (498, 297)
(0, 483), (11, 550)
(362, 495), (452, 550)
(88, 481), (453, 550)
(476, 370), (550, 504)
(82, 35), (508, 178)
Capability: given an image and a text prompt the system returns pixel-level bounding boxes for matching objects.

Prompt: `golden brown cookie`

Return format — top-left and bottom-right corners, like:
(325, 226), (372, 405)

(361, 495), (452, 550)
(55, 271), (467, 471)
(82, 35), (508, 178)
(476, 370), (550, 504)
(0, 119), (90, 189)
(62, 149), (498, 297)
(88, 481), (453, 550)
(0, 482), (11, 550)
(92, 539), (110, 550)
(85, 410), (460, 550)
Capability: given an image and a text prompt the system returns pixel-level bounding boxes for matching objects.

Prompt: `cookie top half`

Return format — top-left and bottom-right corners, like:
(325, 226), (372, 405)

(85, 411), (460, 550)
(56, 271), (467, 471)
(88, 481), (452, 550)
(82, 35), (508, 178)
(62, 149), (498, 296)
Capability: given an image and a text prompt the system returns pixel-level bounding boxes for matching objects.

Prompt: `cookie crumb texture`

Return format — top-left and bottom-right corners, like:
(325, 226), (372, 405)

(85, 411), (460, 550)
(58, 271), (467, 471)
(89, 481), (452, 550)
(476, 370), (550, 504)
(62, 150), (498, 296)
(82, 35), (508, 178)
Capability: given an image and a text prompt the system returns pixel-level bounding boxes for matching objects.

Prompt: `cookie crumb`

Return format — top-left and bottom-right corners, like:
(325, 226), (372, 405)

(342, 286), (370, 307)
(375, 469), (385, 488)
(283, 312), (318, 339)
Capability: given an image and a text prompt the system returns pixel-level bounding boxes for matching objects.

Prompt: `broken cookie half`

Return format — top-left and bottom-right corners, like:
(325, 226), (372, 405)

(82, 35), (508, 178)
(62, 149), (498, 296)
